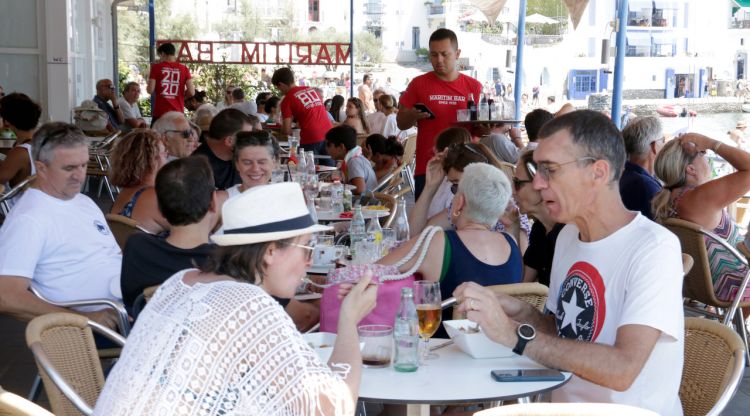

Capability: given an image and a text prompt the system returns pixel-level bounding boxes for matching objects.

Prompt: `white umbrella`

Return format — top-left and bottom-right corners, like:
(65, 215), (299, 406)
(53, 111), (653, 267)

(525, 13), (558, 25)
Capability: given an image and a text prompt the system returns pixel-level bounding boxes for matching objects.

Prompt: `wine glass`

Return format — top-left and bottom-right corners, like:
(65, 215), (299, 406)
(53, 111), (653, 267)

(413, 281), (442, 362)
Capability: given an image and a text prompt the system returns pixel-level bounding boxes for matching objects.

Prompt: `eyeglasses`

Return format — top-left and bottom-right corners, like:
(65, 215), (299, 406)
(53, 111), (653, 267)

(282, 242), (315, 260)
(450, 182), (459, 195)
(448, 143), (489, 164)
(535, 157), (597, 181)
(165, 130), (194, 139)
(512, 177), (532, 191)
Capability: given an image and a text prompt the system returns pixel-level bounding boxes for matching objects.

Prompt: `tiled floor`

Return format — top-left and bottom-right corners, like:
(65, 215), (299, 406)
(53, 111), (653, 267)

(2, 312), (749, 414)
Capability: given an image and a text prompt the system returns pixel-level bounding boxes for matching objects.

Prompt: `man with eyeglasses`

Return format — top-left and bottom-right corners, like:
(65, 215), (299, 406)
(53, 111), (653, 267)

(93, 79), (125, 131)
(152, 111), (197, 160)
(118, 81), (148, 132)
(455, 110), (684, 415)
(619, 116), (664, 220)
(0, 122), (122, 330)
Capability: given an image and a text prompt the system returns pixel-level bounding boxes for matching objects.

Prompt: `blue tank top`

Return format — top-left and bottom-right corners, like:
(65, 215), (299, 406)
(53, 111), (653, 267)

(435, 230), (523, 338)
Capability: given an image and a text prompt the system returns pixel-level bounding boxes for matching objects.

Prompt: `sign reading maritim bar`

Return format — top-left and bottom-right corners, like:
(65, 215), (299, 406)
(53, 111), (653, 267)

(158, 40), (352, 65)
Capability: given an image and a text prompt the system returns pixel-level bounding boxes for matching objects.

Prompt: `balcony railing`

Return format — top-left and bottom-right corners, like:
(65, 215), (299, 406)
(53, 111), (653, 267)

(429, 6), (444, 15)
(480, 33), (563, 46)
(731, 19), (750, 29)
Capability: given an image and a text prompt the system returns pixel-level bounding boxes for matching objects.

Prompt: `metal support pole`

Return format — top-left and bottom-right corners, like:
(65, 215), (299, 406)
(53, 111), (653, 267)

(611, 0), (628, 128)
(513, 0), (527, 122)
(350, 0), (355, 98)
(148, 0), (156, 63)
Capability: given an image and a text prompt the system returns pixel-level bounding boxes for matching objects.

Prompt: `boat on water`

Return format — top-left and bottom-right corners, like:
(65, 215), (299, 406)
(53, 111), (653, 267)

(656, 104), (697, 117)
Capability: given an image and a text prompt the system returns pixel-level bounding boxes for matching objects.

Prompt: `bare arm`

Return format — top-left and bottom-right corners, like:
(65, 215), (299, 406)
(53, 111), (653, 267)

(281, 117), (293, 136)
(185, 79), (196, 99)
(396, 104), (429, 130)
(0, 147), (30, 185)
(678, 133), (750, 225)
(456, 282), (662, 392)
(146, 78), (156, 95)
(328, 276), (377, 404)
(0, 276), (119, 328)
(409, 153), (445, 234)
(522, 266), (539, 283)
(348, 177), (366, 195)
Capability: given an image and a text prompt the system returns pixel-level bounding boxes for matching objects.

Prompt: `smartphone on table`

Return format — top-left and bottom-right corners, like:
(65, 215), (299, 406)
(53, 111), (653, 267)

(413, 103), (436, 119)
(490, 369), (565, 382)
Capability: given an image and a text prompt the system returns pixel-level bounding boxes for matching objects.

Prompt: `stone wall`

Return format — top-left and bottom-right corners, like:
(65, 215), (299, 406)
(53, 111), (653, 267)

(623, 89), (664, 100)
(585, 93), (743, 116)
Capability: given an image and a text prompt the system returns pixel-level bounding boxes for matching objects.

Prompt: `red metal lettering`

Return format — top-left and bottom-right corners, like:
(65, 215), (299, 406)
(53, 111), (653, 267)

(335, 44), (351, 64)
(176, 41), (194, 61)
(197, 42), (213, 62)
(296, 43), (312, 64)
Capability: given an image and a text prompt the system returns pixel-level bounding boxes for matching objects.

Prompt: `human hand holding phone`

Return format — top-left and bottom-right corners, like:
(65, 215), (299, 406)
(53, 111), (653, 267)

(490, 369), (565, 382)
(413, 103), (436, 119)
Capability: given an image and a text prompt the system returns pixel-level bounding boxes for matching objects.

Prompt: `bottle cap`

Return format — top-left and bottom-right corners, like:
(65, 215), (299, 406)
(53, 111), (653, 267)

(401, 287), (413, 296)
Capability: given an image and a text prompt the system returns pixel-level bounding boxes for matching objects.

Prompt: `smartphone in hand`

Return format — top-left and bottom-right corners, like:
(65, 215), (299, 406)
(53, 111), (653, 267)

(490, 369), (565, 382)
(413, 103), (436, 119)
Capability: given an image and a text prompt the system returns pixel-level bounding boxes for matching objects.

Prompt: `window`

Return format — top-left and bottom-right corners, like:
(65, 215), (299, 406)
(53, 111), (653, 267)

(626, 31), (651, 57)
(573, 71), (598, 94)
(412, 27), (420, 50)
(309, 0), (320, 22)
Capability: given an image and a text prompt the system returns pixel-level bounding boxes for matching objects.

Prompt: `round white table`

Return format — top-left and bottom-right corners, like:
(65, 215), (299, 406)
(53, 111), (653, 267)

(314, 338), (570, 409)
(316, 209), (390, 222)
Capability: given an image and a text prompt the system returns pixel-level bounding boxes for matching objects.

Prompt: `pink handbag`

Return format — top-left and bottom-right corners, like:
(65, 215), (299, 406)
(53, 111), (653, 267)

(320, 226), (440, 332)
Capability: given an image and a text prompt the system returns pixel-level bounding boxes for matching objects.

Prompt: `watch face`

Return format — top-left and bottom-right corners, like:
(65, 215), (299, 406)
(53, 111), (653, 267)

(519, 324), (535, 339)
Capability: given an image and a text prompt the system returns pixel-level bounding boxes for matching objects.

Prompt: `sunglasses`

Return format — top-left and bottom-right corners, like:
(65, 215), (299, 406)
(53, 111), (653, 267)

(166, 130), (194, 139)
(448, 143), (489, 163)
(38, 124), (83, 153)
(282, 242), (315, 261)
(512, 177), (532, 191)
(450, 182), (459, 194)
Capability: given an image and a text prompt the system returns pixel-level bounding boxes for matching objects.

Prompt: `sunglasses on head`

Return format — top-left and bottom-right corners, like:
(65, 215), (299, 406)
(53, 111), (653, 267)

(450, 182), (459, 194)
(38, 124), (83, 152)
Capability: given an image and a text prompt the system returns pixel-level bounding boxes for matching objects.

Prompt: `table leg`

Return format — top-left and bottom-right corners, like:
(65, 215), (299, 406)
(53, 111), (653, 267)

(405, 404), (429, 416)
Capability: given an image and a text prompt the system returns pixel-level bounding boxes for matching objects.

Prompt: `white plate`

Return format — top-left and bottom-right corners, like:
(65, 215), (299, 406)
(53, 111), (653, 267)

(294, 292), (322, 301)
(307, 264), (335, 274)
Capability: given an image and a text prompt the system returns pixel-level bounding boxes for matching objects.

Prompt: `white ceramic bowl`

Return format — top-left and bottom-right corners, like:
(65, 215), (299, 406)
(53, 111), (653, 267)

(302, 332), (337, 349)
(443, 319), (515, 359)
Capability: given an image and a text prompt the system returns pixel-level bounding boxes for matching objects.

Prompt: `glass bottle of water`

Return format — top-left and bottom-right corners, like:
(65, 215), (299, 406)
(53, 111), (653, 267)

(394, 287), (419, 372)
(296, 148), (308, 182)
(393, 197), (410, 245)
(305, 151), (316, 176)
(366, 217), (383, 257)
(331, 180), (344, 213)
(349, 204), (367, 260)
(342, 188), (353, 212)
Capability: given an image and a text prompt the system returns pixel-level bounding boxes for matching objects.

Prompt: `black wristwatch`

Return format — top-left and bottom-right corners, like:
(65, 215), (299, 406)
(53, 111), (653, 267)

(513, 324), (536, 356)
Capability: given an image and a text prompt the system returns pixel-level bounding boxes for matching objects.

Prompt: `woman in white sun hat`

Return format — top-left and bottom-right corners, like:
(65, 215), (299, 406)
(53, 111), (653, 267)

(95, 183), (377, 416)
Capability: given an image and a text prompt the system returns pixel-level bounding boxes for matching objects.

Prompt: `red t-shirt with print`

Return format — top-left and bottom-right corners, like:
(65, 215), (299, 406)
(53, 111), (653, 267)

(399, 72), (482, 175)
(149, 61), (192, 118)
(280, 86), (332, 144)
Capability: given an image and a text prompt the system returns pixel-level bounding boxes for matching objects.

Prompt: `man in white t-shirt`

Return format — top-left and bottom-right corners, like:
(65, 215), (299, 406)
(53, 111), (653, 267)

(0, 122), (123, 329)
(455, 110), (684, 415)
(118, 81), (147, 131)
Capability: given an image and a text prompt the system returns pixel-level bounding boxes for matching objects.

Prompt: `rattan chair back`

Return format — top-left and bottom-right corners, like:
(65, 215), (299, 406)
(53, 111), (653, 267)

(681, 317), (746, 416)
(453, 282), (548, 320)
(26, 313), (125, 416)
(104, 213), (143, 250)
(662, 218), (750, 312)
(0, 385), (54, 416)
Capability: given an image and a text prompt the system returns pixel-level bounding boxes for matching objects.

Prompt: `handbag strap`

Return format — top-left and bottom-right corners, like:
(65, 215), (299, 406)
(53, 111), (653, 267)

(380, 226), (441, 281)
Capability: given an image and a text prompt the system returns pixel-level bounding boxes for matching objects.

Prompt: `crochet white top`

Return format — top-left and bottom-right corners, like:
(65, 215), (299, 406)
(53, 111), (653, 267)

(94, 269), (354, 415)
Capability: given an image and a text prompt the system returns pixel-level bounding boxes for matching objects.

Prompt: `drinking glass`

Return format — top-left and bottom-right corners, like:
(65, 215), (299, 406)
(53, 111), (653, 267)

(381, 228), (396, 256)
(413, 281), (442, 362)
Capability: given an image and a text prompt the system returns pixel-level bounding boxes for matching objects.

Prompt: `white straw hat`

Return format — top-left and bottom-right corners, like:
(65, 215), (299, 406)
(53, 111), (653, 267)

(211, 182), (331, 246)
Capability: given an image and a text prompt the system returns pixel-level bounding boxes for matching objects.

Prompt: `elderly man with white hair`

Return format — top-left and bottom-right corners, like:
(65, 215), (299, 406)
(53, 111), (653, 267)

(152, 111), (197, 160)
(619, 116), (664, 220)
